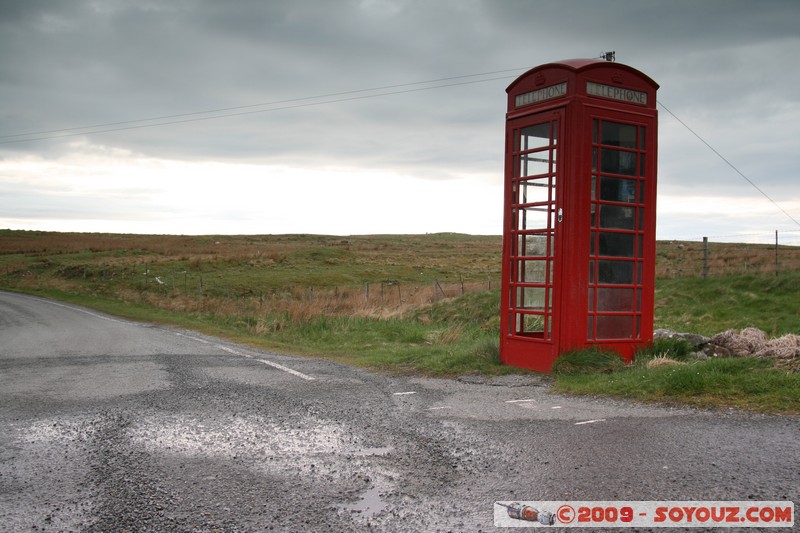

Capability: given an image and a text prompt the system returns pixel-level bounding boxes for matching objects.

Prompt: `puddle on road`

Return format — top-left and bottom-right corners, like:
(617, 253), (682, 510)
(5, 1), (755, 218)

(128, 415), (347, 457)
(337, 485), (387, 518)
(20, 416), (99, 443)
(128, 414), (397, 524)
(128, 415), (398, 463)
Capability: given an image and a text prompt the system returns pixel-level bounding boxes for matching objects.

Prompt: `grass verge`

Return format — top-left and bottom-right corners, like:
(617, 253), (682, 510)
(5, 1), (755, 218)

(11, 287), (517, 377)
(2, 231), (799, 414)
(552, 345), (800, 414)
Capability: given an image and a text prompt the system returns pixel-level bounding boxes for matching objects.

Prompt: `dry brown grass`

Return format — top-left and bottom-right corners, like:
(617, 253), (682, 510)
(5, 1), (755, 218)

(656, 240), (800, 277)
(646, 356), (688, 369)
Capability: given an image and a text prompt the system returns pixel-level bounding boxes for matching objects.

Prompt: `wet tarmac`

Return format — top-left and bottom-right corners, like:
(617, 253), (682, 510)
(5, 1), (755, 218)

(1, 291), (797, 531)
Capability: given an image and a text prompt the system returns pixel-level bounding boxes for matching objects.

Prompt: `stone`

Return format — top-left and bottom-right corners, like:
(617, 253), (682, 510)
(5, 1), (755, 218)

(702, 344), (731, 358)
(653, 328), (710, 349)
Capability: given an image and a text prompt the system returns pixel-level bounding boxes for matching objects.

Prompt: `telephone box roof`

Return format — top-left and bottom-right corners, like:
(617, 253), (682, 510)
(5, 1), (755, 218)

(507, 58), (659, 93)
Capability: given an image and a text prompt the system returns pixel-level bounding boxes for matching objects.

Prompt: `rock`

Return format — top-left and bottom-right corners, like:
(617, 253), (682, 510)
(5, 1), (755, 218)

(702, 344), (731, 358)
(653, 329), (710, 349)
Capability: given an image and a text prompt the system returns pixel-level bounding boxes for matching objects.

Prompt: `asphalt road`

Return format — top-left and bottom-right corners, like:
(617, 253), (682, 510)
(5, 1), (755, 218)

(0, 290), (797, 532)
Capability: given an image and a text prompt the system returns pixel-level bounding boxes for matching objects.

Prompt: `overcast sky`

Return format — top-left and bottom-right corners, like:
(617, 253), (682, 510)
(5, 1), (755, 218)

(1, 0), (799, 243)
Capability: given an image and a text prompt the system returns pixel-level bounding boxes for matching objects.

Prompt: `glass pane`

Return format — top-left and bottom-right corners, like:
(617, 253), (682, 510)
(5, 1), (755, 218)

(520, 259), (549, 283)
(599, 205), (635, 230)
(517, 287), (546, 310)
(516, 313), (544, 333)
(518, 179), (550, 204)
(600, 177), (637, 202)
(519, 151), (550, 177)
(599, 232), (635, 257)
(519, 123), (550, 151)
(596, 315), (634, 339)
(587, 316), (594, 338)
(600, 149), (637, 176)
(597, 288), (634, 311)
(639, 153), (646, 176)
(518, 234), (548, 257)
(598, 260), (634, 284)
(592, 119), (598, 144)
(591, 175), (597, 201)
(520, 206), (549, 230)
(639, 127), (646, 149)
(601, 121), (637, 148)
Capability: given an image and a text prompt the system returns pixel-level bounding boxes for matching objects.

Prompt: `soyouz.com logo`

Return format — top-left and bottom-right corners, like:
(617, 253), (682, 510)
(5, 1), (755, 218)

(494, 501), (794, 528)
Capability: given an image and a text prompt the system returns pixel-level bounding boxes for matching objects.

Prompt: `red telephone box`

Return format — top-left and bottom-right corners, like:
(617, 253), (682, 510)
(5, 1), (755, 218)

(500, 58), (659, 372)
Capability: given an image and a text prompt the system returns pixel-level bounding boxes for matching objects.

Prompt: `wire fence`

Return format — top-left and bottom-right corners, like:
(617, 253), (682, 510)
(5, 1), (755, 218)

(656, 230), (800, 278)
(72, 264), (502, 320)
(8, 230), (800, 315)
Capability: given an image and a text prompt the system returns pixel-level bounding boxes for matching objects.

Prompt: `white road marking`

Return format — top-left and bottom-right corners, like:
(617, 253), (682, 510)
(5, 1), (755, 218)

(215, 344), (252, 358)
(551, 406), (563, 409)
(575, 419), (606, 425)
(175, 332), (210, 344)
(426, 406), (452, 410)
(254, 358), (315, 381)
(44, 300), (125, 324)
(393, 391), (417, 396)
(175, 333), (314, 381)
(505, 398), (536, 403)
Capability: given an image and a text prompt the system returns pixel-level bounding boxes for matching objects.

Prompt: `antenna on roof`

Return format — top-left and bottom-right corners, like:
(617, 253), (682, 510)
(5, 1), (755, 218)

(600, 51), (616, 62)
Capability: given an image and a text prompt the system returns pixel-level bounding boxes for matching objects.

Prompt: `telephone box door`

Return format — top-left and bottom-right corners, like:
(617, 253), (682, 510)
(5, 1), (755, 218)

(586, 110), (657, 350)
(501, 109), (564, 367)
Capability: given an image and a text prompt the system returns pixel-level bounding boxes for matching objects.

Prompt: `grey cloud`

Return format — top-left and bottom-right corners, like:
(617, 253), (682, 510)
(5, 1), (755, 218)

(1, 0), (798, 200)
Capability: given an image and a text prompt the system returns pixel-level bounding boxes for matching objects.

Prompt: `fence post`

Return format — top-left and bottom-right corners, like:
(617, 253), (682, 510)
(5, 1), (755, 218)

(364, 282), (369, 303)
(434, 278), (438, 303)
(775, 230), (779, 276)
(460, 274), (465, 296)
(702, 237), (709, 279)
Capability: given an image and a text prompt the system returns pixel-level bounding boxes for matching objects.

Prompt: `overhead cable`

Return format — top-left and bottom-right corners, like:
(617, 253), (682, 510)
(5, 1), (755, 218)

(658, 100), (800, 229)
(0, 67), (527, 144)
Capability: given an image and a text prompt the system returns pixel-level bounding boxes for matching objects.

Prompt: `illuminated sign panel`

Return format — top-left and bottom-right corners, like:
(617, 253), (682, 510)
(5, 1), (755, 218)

(515, 82), (567, 107)
(586, 81), (648, 105)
